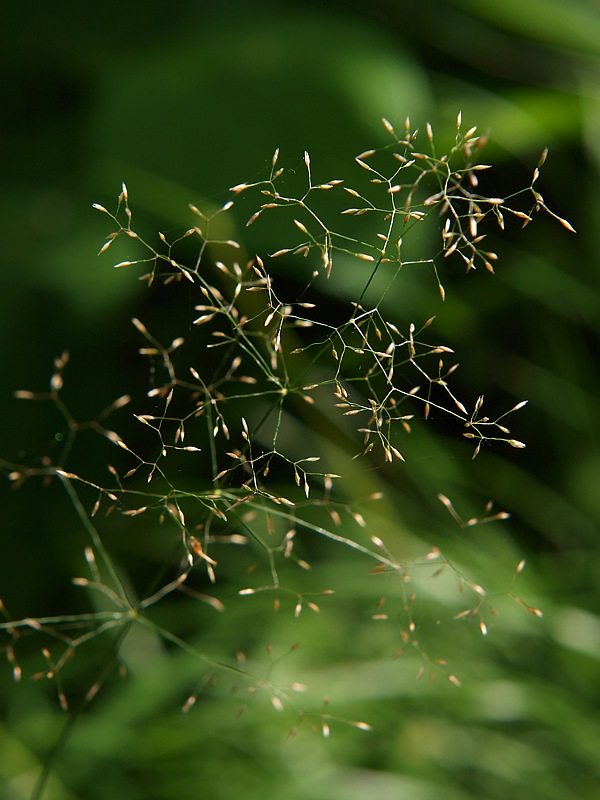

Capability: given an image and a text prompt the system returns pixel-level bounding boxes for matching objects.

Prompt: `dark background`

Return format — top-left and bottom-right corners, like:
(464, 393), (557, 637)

(1, 2), (599, 798)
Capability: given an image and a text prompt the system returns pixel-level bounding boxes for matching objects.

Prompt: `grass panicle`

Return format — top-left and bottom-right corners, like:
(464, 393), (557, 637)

(1, 120), (571, 794)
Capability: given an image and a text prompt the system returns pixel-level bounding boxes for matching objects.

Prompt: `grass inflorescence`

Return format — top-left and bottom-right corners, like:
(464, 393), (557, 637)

(1, 117), (571, 774)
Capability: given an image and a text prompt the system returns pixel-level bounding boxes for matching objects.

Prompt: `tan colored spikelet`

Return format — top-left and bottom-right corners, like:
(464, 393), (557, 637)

(294, 219), (308, 234)
(271, 696), (284, 712)
(98, 235), (118, 255)
(381, 117), (395, 136)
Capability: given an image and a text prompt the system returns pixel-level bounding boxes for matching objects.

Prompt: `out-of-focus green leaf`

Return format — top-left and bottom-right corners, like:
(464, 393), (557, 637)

(450, 0), (600, 55)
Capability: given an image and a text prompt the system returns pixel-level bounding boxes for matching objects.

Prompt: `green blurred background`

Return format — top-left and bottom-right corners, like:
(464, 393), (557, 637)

(2, 1), (600, 798)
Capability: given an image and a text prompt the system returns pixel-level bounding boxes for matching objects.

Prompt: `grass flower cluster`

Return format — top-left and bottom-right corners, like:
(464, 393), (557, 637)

(1, 117), (571, 797)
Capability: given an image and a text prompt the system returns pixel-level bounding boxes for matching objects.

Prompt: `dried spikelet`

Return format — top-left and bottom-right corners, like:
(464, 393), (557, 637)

(437, 493), (464, 527)
(381, 117), (395, 136)
(444, 241), (458, 259)
(469, 215), (478, 239)
(453, 398), (468, 415)
(98, 234), (118, 255)
(271, 696), (284, 712)
(355, 158), (375, 172)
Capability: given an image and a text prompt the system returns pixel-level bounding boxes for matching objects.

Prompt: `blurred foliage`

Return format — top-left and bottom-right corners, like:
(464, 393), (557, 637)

(1, 1), (600, 798)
